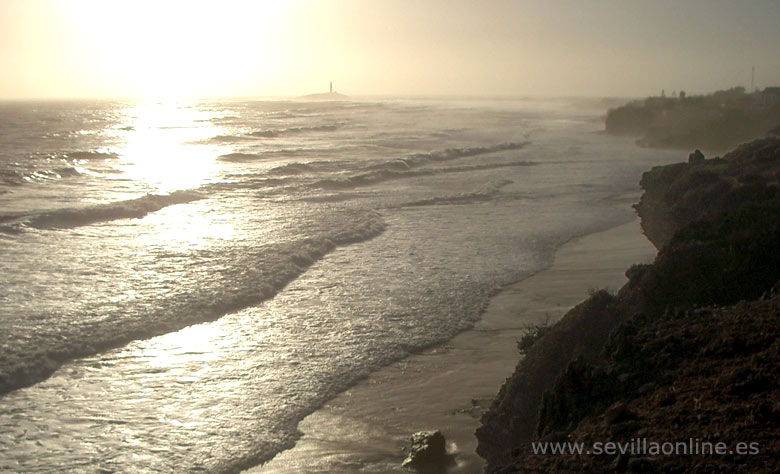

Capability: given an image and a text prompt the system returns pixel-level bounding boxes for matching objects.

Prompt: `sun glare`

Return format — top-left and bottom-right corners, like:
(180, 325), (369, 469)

(57, 0), (291, 99)
(113, 102), (223, 191)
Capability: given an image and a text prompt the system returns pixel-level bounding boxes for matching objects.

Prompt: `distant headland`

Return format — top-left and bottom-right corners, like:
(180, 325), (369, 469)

(297, 81), (350, 101)
(605, 86), (780, 154)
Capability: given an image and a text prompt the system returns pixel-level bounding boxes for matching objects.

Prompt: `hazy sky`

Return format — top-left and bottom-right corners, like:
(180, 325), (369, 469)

(1, 0), (779, 99)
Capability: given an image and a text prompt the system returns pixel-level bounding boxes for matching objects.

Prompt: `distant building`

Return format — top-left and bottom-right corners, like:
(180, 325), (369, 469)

(760, 87), (780, 106)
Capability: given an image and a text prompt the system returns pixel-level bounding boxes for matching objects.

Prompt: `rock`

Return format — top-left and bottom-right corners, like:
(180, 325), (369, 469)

(688, 149), (705, 163)
(402, 430), (450, 472)
(628, 456), (659, 472)
(539, 430), (569, 443)
(625, 264), (649, 283)
(489, 466), (517, 474)
(637, 382), (656, 395)
(609, 420), (641, 437)
(657, 392), (676, 407)
(752, 401), (780, 423)
(612, 453), (630, 472)
(604, 402), (636, 425)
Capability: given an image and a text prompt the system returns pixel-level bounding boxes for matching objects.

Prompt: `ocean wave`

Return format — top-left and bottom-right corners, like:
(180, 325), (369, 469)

(208, 135), (260, 144)
(0, 166), (82, 186)
(267, 162), (315, 174)
(0, 209), (386, 396)
(209, 124), (341, 144)
(265, 161), (350, 176)
(1, 169), (27, 186)
(367, 142), (529, 172)
(15, 191), (204, 230)
(248, 124), (340, 138)
(66, 151), (118, 160)
(218, 146), (350, 162)
(312, 160), (537, 190)
(299, 192), (365, 203)
(218, 153), (264, 162)
(247, 130), (280, 138)
(401, 179), (514, 207)
(0, 212), (25, 225)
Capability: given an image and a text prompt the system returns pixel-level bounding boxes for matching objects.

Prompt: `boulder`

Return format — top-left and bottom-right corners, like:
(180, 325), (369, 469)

(604, 401), (636, 425)
(402, 430), (450, 472)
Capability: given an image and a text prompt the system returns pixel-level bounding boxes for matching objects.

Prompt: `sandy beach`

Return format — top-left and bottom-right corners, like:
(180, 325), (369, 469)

(251, 216), (658, 473)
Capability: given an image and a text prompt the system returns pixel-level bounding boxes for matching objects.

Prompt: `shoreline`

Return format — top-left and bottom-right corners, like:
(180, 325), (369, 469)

(250, 217), (657, 473)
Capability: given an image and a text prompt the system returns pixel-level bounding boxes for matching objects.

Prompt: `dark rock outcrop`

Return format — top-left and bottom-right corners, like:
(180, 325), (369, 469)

(505, 287), (780, 473)
(476, 137), (780, 473)
(402, 430), (452, 473)
(635, 136), (780, 249)
(475, 290), (621, 466)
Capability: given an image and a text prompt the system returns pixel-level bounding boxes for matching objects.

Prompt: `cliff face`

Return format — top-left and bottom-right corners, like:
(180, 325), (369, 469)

(519, 289), (780, 473)
(474, 290), (622, 466)
(476, 137), (780, 473)
(605, 88), (780, 154)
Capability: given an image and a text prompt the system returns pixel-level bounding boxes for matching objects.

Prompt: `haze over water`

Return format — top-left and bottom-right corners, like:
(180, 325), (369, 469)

(0, 97), (683, 471)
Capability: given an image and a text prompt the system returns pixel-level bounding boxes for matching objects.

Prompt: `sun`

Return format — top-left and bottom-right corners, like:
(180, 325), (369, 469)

(57, 0), (292, 99)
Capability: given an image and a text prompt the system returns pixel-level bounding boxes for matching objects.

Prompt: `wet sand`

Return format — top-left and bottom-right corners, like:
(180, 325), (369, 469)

(250, 218), (657, 473)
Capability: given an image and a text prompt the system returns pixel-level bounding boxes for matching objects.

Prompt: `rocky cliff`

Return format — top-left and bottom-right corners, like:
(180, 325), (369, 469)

(636, 137), (780, 249)
(476, 136), (780, 473)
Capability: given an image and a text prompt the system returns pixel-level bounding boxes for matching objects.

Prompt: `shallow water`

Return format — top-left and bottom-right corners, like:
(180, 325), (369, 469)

(0, 97), (682, 471)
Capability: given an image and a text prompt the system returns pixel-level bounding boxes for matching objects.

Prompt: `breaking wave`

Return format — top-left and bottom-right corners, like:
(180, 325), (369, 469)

(218, 146), (356, 162)
(1, 166), (83, 186)
(312, 161), (537, 190)
(267, 162), (316, 175)
(13, 191), (204, 230)
(248, 124), (340, 138)
(266, 161), (349, 176)
(209, 124), (341, 143)
(369, 141), (529, 171)
(218, 153), (264, 162)
(66, 151), (118, 160)
(0, 209), (386, 396)
(401, 179), (514, 207)
(309, 142), (531, 189)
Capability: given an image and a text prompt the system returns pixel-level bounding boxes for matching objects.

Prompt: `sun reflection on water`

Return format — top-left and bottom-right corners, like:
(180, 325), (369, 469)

(136, 200), (240, 253)
(141, 323), (226, 368)
(113, 101), (226, 193)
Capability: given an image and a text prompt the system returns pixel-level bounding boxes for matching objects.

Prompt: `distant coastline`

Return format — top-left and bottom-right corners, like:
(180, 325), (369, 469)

(605, 87), (780, 154)
(297, 91), (350, 101)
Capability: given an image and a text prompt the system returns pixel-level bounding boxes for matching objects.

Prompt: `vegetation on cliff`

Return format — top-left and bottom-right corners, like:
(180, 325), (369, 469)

(605, 87), (780, 154)
(635, 136), (780, 248)
(476, 136), (780, 473)
(527, 289), (780, 473)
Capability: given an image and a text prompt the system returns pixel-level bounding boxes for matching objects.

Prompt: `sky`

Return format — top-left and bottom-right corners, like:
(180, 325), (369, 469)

(1, 0), (779, 100)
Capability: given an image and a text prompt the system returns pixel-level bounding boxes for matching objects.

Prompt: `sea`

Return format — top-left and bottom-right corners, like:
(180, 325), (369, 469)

(0, 96), (680, 472)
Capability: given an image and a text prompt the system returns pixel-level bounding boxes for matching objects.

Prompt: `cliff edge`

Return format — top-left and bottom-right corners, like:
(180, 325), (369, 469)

(636, 136), (780, 249)
(476, 136), (780, 472)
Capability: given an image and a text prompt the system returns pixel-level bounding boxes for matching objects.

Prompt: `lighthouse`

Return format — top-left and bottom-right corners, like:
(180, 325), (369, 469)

(330, 81), (333, 93)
